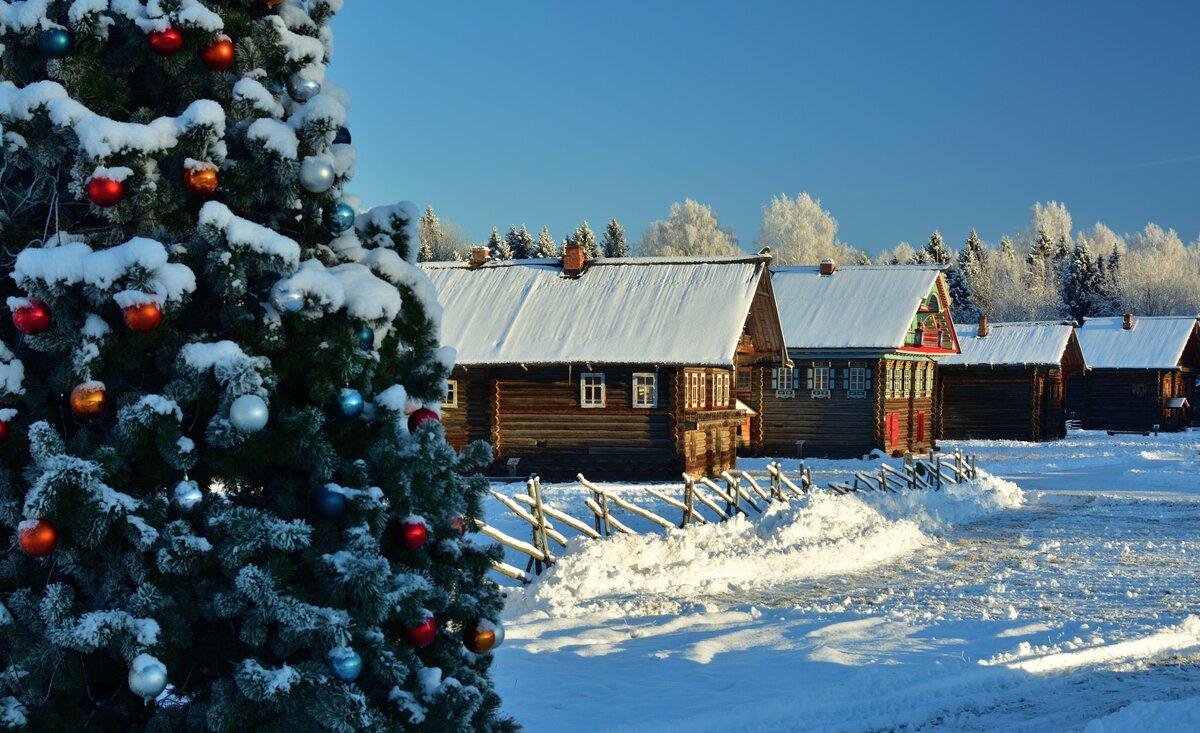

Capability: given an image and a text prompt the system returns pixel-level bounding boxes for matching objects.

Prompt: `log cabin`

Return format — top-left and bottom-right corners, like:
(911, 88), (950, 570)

(1072, 315), (1200, 432)
(938, 319), (1085, 441)
(422, 245), (787, 480)
(747, 262), (960, 458)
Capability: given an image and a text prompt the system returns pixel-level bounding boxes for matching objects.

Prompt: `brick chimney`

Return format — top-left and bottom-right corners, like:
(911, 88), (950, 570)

(977, 314), (989, 338)
(1123, 313), (1134, 330)
(819, 258), (837, 276)
(468, 246), (489, 268)
(562, 241), (586, 277)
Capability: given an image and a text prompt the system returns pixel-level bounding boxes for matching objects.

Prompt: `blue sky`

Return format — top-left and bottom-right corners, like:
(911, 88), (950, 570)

(329, 1), (1200, 255)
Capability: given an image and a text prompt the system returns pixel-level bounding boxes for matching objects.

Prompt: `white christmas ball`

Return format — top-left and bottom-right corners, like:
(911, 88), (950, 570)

(128, 654), (168, 700)
(299, 157), (335, 193)
(172, 480), (203, 513)
(288, 74), (322, 102)
(229, 394), (269, 433)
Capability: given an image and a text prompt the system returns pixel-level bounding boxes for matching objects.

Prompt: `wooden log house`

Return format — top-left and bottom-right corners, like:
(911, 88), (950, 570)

(938, 318), (1085, 441)
(746, 262), (960, 458)
(422, 245), (787, 480)
(1072, 315), (1200, 432)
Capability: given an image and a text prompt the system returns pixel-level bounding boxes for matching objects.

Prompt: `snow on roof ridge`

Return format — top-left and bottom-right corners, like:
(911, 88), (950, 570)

(1074, 315), (1199, 369)
(421, 253), (772, 270)
(942, 321), (1074, 367)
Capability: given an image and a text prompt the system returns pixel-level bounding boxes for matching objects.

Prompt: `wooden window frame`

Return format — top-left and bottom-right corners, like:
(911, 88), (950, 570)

(444, 379), (458, 408)
(902, 363), (913, 397)
(632, 372), (657, 409)
(580, 372), (606, 408)
(810, 365), (830, 399)
(772, 366), (795, 399)
(848, 367), (867, 399)
(924, 364), (935, 397)
(712, 373), (730, 408)
(737, 367), (751, 392)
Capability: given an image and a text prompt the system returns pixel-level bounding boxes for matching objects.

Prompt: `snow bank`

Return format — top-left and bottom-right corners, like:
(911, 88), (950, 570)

(1085, 696), (1200, 732)
(507, 475), (1022, 619)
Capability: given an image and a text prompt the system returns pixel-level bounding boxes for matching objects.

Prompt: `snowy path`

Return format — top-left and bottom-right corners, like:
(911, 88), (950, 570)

(489, 431), (1200, 732)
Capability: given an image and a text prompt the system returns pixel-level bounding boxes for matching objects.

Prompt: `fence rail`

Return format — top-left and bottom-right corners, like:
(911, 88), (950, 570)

(477, 451), (979, 583)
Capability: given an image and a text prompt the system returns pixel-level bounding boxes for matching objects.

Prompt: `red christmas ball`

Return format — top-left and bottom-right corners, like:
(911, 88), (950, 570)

(394, 517), (428, 551)
(407, 407), (440, 432)
(451, 515), (468, 537)
(400, 614), (437, 648)
(148, 26), (183, 56)
(18, 519), (58, 557)
(200, 34), (235, 71)
(0, 419), (9, 444)
(12, 299), (52, 335)
(123, 302), (163, 333)
(86, 176), (125, 208)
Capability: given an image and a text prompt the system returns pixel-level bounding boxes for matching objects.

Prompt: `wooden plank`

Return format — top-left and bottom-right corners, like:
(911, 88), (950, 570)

(583, 497), (636, 535)
(777, 471), (806, 497)
(492, 560), (531, 583)
(605, 493), (676, 531)
(511, 494), (600, 539)
(721, 471), (763, 513)
(644, 487), (708, 524)
(697, 476), (735, 505)
(737, 471), (773, 502)
(490, 490), (569, 547)
(475, 521), (549, 562)
(853, 472), (882, 491)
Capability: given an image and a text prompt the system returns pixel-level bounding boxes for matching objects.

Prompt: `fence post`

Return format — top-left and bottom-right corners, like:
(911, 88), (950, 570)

(970, 454), (977, 480)
(527, 475), (551, 575)
(725, 473), (740, 516)
(600, 492), (612, 537)
(935, 454), (943, 491)
(681, 476), (695, 528)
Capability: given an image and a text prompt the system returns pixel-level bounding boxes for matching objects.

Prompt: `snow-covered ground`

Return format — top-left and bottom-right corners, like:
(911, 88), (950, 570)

(486, 430), (1200, 732)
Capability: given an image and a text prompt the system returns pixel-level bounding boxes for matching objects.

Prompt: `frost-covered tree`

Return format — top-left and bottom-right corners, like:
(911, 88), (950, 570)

(573, 220), (599, 259)
(922, 230), (952, 265)
(753, 192), (855, 265)
(416, 206), (470, 262)
(532, 225), (558, 258)
(505, 224), (534, 260)
(957, 230), (990, 316)
(486, 227), (511, 260)
(601, 218), (628, 258)
(884, 242), (916, 266)
(0, 3), (512, 731)
(1059, 239), (1101, 322)
(1119, 224), (1200, 315)
(1031, 201), (1073, 248)
(943, 231), (981, 324)
(639, 199), (741, 257)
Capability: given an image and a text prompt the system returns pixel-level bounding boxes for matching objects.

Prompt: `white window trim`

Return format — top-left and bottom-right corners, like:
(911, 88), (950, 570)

(581, 372), (606, 408)
(811, 365), (830, 399)
(444, 379), (458, 408)
(632, 372), (658, 409)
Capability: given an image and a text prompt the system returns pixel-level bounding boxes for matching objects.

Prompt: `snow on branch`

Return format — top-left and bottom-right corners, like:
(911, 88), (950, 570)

(0, 343), (25, 395)
(11, 237), (196, 308)
(198, 202), (301, 271)
(0, 80), (224, 159)
(236, 659), (302, 702)
(178, 340), (274, 399)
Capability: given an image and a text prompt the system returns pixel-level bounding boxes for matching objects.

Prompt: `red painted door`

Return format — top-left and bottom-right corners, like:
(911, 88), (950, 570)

(916, 411), (926, 443)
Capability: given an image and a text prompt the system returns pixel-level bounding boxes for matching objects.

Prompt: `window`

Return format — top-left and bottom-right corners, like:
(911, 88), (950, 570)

(580, 372), (606, 408)
(902, 363), (913, 397)
(444, 379), (458, 408)
(808, 365), (830, 399)
(737, 367), (751, 392)
(685, 371), (707, 409)
(924, 364), (935, 397)
(886, 363), (896, 399)
(771, 367), (797, 398)
(632, 373), (657, 408)
(846, 366), (869, 399)
(712, 373), (731, 407)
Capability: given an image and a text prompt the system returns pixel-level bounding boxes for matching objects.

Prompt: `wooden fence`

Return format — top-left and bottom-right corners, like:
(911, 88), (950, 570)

(478, 450), (979, 584)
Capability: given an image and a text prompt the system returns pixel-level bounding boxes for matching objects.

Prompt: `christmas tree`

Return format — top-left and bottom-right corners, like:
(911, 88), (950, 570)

(0, 2), (513, 731)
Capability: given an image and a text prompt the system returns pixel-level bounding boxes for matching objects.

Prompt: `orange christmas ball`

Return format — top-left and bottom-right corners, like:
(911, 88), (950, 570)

(123, 301), (163, 332)
(462, 619), (504, 654)
(200, 35), (235, 71)
(18, 519), (58, 557)
(70, 382), (108, 421)
(184, 166), (219, 196)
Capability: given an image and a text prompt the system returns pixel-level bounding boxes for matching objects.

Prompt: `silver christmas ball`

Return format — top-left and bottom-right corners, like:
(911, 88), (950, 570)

(173, 480), (203, 513)
(271, 287), (305, 313)
(299, 157), (335, 193)
(128, 655), (168, 700)
(229, 394), (269, 433)
(288, 74), (322, 102)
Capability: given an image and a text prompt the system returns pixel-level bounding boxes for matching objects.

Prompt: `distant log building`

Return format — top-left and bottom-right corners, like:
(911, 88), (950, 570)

(939, 319), (1085, 441)
(423, 246), (786, 480)
(1072, 315), (1199, 432)
(746, 262), (960, 458)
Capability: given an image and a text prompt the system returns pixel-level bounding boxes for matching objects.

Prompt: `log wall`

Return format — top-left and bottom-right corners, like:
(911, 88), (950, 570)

(1081, 369), (1165, 432)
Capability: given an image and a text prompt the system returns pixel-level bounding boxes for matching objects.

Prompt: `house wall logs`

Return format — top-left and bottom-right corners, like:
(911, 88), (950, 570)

(939, 366), (1068, 441)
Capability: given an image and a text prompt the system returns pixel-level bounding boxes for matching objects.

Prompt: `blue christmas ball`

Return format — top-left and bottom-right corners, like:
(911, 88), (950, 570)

(310, 485), (346, 519)
(324, 203), (356, 234)
(271, 287), (305, 313)
(333, 127), (352, 145)
(329, 648), (362, 682)
(38, 28), (71, 59)
(338, 387), (364, 417)
(354, 326), (374, 350)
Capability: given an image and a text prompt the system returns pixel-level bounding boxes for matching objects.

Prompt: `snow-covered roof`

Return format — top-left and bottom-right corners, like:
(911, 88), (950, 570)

(423, 255), (774, 367)
(941, 322), (1077, 367)
(770, 265), (944, 351)
(1074, 316), (1200, 370)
